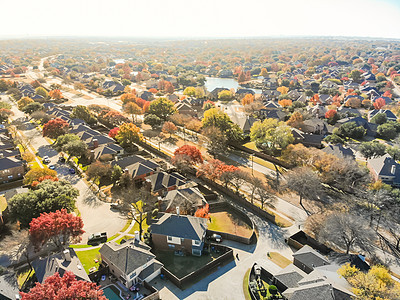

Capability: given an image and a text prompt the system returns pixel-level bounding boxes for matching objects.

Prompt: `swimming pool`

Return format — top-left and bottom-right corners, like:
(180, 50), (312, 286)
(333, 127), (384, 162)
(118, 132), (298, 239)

(102, 285), (123, 300)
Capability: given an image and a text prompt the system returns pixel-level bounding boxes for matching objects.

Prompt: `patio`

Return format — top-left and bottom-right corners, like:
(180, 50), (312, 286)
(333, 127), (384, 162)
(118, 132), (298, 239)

(99, 275), (153, 300)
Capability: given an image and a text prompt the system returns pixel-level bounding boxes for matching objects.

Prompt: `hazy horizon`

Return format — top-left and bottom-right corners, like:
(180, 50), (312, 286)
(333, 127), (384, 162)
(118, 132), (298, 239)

(1, 0), (399, 40)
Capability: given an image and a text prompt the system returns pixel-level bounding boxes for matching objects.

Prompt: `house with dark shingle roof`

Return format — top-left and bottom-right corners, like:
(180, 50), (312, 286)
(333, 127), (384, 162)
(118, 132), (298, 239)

(161, 185), (207, 214)
(100, 238), (162, 287)
(92, 143), (124, 161)
(0, 271), (19, 300)
(145, 172), (186, 194)
(368, 154), (400, 187)
(151, 212), (208, 256)
(322, 144), (355, 160)
(0, 157), (25, 184)
(293, 245), (330, 274)
(368, 109), (397, 122)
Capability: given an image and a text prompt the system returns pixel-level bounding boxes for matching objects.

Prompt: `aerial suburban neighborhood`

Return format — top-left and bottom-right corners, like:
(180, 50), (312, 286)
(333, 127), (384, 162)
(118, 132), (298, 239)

(1, 1), (400, 299)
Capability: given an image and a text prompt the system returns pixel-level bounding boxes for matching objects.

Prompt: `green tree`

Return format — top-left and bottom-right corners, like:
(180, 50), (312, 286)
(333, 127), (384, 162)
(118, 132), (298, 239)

(21, 102), (43, 114)
(336, 122), (365, 139)
(378, 123), (398, 140)
(324, 134), (344, 144)
(55, 134), (80, 151)
(250, 118), (294, 155)
(387, 145), (400, 161)
(8, 180), (79, 227)
(35, 87), (48, 98)
(370, 113), (387, 125)
(218, 90), (233, 101)
(183, 86), (196, 97)
(202, 126), (228, 156)
(115, 123), (143, 149)
(144, 114), (162, 129)
(148, 97), (176, 120)
(350, 70), (362, 82)
(70, 105), (97, 125)
(63, 140), (88, 160)
(359, 141), (386, 161)
(202, 108), (232, 132)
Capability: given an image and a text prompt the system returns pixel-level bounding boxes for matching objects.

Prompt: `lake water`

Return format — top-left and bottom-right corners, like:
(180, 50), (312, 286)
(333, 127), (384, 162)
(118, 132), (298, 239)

(205, 77), (262, 94)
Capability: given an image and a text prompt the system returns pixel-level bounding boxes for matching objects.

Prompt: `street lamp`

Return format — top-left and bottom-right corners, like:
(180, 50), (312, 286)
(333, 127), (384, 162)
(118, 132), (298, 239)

(250, 154), (254, 176)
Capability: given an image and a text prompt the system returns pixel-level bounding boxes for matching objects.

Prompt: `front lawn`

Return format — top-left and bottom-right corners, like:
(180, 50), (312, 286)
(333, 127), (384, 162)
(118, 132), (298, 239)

(0, 195), (7, 212)
(267, 252), (292, 268)
(208, 211), (253, 238)
(75, 248), (101, 274)
(154, 248), (223, 278)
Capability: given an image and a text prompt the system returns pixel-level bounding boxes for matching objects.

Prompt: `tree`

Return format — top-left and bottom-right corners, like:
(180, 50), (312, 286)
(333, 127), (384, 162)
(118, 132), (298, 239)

(42, 118), (69, 138)
(325, 109), (338, 124)
(20, 271), (106, 300)
(241, 94), (254, 106)
(324, 134), (344, 144)
(123, 102), (142, 122)
(250, 118), (294, 155)
(195, 204), (210, 219)
(73, 82), (86, 91)
(202, 108), (232, 133)
(359, 141), (386, 161)
(70, 105), (97, 125)
(336, 122), (365, 139)
(172, 145), (203, 166)
(55, 134), (80, 151)
(148, 97), (176, 120)
(29, 209), (84, 251)
(0, 108), (13, 123)
(218, 90), (233, 101)
(17, 97), (34, 110)
(277, 86), (289, 95)
(24, 168), (58, 186)
(144, 114), (162, 129)
(350, 70), (362, 82)
(278, 99), (292, 108)
(230, 169), (248, 193)
(286, 111), (304, 129)
(237, 71), (246, 83)
(108, 127), (120, 139)
(344, 97), (361, 108)
(378, 123), (398, 140)
(120, 93), (136, 105)
(202, 126), (228, 156)
(115, 123), (142, 149)
(48, 89), (63, 100)
(387, 145), (400, 161)
(255, 183), (275, 210)
(373, 97), (386, 110)
(8, 180), (79, 227)
(202, 100), (215, 111)
(338, 263), (400, 300)
(183, 87), (196, 97)
(164, 81), (175, 94)
(260, 68), (269, 77)
(285, 167), (322, 213)
(247, 176), (264, 204)
(319, 213), (375, 254)
(35, 87), (48, 98)
(21, 102), (43, 114)
(86, 161), (112, 186)
(370, 112), (387, 125)
(196, 159), (235, 181)
(63, 140), (88, 160)
(162, 121), (177, 138)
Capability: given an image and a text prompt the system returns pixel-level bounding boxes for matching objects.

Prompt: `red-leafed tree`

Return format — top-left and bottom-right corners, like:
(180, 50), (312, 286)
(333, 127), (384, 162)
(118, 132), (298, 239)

(49, 89), (63, 100)
(29, 209), (84, 251)
(195, 204), (210, 219)
(20, 271), (106, 300)
(162, 121), (177, 138)
(148, 88), (158, 94)
(42, 118), (69, 138)
(196, 159), (238, 181)
(373, 98), (386, 110)
(172, 145), (203, 166)
(383, 90), (392, 98)
(108, 127), (120, 138)
(164, 81), (175, 94)
(325, 109), (337, 119)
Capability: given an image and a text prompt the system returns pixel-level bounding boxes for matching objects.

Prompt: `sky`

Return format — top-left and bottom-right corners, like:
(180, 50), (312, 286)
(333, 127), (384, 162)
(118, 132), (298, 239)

(1, 0), (400, 39)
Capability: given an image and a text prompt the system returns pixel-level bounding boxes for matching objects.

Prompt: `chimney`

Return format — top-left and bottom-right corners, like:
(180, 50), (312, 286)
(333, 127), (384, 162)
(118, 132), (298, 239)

(124, 168), (129, 174)
(134, 231), (140, 242)
(63, 249), (71, 262)
(176, 206), (180, 216)
(392, 165), (396, 175)
(93, 139), (99, 148)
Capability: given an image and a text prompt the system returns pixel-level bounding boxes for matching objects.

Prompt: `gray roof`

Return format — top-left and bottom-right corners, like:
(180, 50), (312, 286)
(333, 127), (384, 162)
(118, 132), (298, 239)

(162, 187), (206, 212)
(0, 157), (24, 171)
(138, 261), (163, 281)
(151, 213), (208, 241)
(146, 172), (186, 192)
(32, 248), (90, 283)
(322, 144), (355, 160)
(0, 271), (19, 300)
(369, 154), (400, 179)
(111, 155), (146, 169)
(99, 240), (155, 276)
(293, 245), (330, 270)
(274, 264), (307, 289)
(283, 282), (337, 300)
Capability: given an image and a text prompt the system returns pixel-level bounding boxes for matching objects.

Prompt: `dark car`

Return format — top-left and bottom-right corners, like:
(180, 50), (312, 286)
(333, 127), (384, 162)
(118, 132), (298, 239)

(68, 168), (76, 174)
(87, 232), (107, 245)
(58, 156), (66, 163)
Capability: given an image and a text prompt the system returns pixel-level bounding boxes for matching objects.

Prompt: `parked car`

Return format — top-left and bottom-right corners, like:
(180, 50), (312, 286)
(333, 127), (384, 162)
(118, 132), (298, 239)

(68, 168), (76, 174)
(58, 156), (66, 163)
(208, 234), (222, 243)
(49, 165), (55, 170)
(42, 156), (50, 164)
(88, 232), (107, 245)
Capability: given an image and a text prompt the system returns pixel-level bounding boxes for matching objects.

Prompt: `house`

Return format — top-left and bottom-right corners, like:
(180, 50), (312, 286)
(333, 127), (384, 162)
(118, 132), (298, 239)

(32, 248), (90, 284)
(321, 80), (338, 89)
(337, 107), (361, 117)
(368, 154), (400, 186)
(209, 88), (229, 100)
(307, 104), (326, 119)
(0, 157), (25, 184)
(99, 237), (163, 288)
(160, 186), (207, 214)
(302, 118), (326, 134)
(151, 212), (208, 256)
(261, 90), (280, 101)
(368, 109), (397, 122)
(125, 160), (160, 183)
(0, 271), (19, 300)
(138, 91), (154, 101)
(235, 89), (254, 99)
(237, 116), (257, 134)
(145, 171), (186, 194)
(291, 129), (323, 148)
(273, 264), (307, 291)
(287, 90), (302, 100)
(111, 155), (146, 169)
(259, 109), (287, 121)
(92, 143), (124, 161)
(322, 144), (355, 160)
(174, 102), (197, 117)
(262, 101), (281, 110)
(166, 94), (179, 103)
(0, 149), (21, 159)
(292, 245), (330, 274)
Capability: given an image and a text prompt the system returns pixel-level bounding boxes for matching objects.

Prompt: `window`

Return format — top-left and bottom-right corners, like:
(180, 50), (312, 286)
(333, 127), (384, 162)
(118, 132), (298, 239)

(192, 240), (201, 246)
(192, 249), (201, 256)
(181, 238), (185, 243)
(129, 272), (136, 279)
(167, 236), (173, 241)
(7, 175), (13, 179)
(168, 244), (175, 249)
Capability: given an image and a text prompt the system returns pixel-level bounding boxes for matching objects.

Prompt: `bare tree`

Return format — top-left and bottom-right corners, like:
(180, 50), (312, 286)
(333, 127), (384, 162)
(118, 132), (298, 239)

(255, 184), (275, 210)
(247, 176), (264, 204)
(285, 167), (322, 213)
(319, 213), (376, 254)
(230, 170), (249, 193)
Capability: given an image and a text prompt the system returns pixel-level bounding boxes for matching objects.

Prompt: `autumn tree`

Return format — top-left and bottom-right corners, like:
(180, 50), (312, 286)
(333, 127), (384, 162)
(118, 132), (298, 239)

(195, 204), (210, 219)
(29, 209), (84, 251)
(260, 68), (269, 77)
(242, 94), (254, 106)
(148, 97), (176, 120)
(115, 122), (142, 150)
(202, 126), (228, 156)
(277, 86), (289, 95)
(325, 109), (338, 124)
(108, 127), (120, 139)
(183, 86), (196, 97)
(237, 71), (246, 83)
(196, 159), (237, 181)
(70, 105), (97, 125)
(319, 213), (375, 254)
(202, 100), (215, 111)
(344, 97), (361, 108)
(24, 167), (58, 186)
(73, 82), (86, 91)
(120, 93), (136, 105)
(48, 89), (62, 100)
(0, 108), (14, 123)
(373, 97), (386, 110)
(17, 97), (34, 110)
(86, 161), (112, 186)
(286, 111), (304, 129)
(162, 121), (177, 138)
(123, 102), (142, 122)
(218, 90), (233, 101)
(42, 118), (69, 138)
(35, 87), (48, 98)
(285, 167), (322, 213)
(20, 271), (106, 300)
(164, 81), (175, 94)
(172, 145), (203, 168)
(278, 99), (292, 108)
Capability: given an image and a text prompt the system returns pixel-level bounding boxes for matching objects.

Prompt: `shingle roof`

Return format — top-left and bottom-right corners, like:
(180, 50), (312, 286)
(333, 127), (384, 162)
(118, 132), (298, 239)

(99, 240), (155, 275)
(151, 213), (208, 241)
(274, 264), (306, 289)
(0, 157), (24, 171)
(293, 245), (330, 270)
(0, 271), (19, 300)
(322, 144), (355, 160)
(111, 155), (146, 169)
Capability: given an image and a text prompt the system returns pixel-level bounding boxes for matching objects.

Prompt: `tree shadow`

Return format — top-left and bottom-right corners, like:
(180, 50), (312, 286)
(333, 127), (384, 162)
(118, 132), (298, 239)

(37, 145), (58, 158)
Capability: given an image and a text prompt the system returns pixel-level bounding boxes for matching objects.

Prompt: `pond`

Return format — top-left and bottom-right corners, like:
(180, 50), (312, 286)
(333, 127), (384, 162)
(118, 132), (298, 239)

(205, 77), (262, 94)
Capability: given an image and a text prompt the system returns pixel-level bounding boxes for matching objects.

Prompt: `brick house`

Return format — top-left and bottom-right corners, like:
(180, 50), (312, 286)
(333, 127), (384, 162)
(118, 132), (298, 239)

(0, 157), (25, 184)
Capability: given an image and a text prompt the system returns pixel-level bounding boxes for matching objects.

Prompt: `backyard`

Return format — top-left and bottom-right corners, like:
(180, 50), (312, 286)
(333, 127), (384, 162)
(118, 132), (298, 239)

(75, 248), (101, 273)
(208, 209), (253, 238)
(154, 247), (223, 278)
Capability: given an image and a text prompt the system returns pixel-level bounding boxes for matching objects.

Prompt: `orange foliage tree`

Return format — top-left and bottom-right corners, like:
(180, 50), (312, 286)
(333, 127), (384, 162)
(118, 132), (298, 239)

(278, 99), (292, 108)
(241, 94), (255, 106)
(373, 98), (386, 110)
(49, 89), (63, 100)
(195, 204), (210, 219)
(277, 86), (289, 95)
(286, 111), (304, 129)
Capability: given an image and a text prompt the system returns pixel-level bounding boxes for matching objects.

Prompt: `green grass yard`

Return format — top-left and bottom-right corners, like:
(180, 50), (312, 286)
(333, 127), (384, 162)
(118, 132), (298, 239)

(75, 248), (101, 274)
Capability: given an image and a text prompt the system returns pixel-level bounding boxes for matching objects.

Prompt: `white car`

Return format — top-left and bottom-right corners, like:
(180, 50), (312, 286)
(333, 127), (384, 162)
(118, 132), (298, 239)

(42, 156), (50, 164)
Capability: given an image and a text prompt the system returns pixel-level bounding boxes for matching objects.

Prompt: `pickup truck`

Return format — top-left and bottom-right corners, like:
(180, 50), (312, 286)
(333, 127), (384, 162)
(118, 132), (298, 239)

(87, 232), (107, 245)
